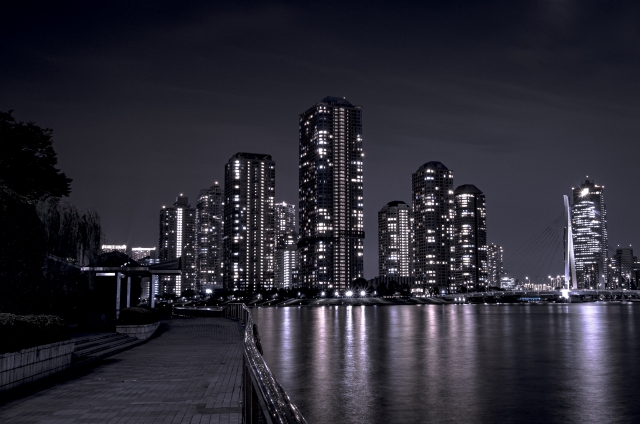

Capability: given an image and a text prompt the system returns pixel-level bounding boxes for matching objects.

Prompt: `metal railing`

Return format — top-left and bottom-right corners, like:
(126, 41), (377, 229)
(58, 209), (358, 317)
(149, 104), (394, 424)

(224, 303), (307, 424)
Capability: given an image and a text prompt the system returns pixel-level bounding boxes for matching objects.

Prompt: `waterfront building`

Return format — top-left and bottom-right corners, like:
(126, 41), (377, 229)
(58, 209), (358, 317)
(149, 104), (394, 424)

(611, 247), (636, 289)
(101, 244), (127, 255)
(500, 276), (516, 289)
(298, 96), (364, 290)
(275, 202), (296, 247)
(158, 195), (196, 295)
(274, 202), (298, 289)
(223, 153), (275, 291)
(131, 247), (156, 262)
(635, 257), (640, 289)
(453, 184), (487, 292)
(378, 200), (412, 279)
(571, 179), (608, 289)
(487, 244), (504, 288)
(196, 182), (224, 291)
(411, 161), (454, 294)
(275, 230), (299, 289)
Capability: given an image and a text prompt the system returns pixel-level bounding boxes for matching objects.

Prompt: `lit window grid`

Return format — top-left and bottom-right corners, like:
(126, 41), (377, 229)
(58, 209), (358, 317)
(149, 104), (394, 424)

(298, 99), (364, 289)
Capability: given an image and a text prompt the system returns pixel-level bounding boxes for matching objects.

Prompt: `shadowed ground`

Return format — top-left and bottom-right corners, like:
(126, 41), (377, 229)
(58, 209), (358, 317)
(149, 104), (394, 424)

(0, 318), (243, 424)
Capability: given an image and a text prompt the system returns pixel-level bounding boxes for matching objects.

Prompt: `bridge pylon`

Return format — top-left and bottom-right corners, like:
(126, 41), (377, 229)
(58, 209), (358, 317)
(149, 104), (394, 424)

(564, 195), (578, 290)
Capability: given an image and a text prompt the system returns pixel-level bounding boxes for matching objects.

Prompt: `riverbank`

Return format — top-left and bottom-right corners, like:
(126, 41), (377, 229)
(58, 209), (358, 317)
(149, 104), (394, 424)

(249, 296), (448, 307)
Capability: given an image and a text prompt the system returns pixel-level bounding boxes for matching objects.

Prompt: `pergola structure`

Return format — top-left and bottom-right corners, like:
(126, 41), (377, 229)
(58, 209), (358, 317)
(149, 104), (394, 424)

(81, 252), (181, 319)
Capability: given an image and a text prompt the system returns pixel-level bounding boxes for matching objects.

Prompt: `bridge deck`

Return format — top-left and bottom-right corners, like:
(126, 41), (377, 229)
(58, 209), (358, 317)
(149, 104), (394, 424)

(0, 318), (243, 424)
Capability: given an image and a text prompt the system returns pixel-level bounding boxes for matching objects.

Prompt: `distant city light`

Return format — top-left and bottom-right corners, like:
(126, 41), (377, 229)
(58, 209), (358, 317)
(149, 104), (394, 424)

(346, 290), (353, 297)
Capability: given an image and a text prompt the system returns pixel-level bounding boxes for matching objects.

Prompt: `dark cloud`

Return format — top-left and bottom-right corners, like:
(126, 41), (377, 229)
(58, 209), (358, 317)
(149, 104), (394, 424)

(2, 1), (639, 279)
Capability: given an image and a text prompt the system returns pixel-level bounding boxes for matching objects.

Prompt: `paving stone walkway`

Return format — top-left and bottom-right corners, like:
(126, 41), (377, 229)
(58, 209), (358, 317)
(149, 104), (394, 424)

(0, 318), (244, 423)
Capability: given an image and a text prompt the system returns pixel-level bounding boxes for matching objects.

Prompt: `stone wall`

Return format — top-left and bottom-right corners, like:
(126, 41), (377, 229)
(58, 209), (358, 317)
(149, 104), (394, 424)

(115, 322), (160, 340)
(0, 340), (75, 391)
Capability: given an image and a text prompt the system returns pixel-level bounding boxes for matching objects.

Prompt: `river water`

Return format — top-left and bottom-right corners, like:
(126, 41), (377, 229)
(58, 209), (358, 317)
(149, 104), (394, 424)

(252, 303), (640, 423)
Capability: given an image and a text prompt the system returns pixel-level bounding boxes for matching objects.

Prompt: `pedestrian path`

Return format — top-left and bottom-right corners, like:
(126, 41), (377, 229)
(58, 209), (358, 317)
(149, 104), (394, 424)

(0, 318), (244, 423)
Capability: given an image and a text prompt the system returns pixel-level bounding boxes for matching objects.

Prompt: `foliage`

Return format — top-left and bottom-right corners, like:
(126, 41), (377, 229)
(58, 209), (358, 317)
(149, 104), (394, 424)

(0, 110), (71, 204)
(0, 195), (47, 313)
(0, 111), (105, 317)
(37, 198), (103, 266)
(180, 289), (198, 299)
(117, 307), (159, 325)
(0, 111), (73, 314)
(0, 313), (68, 354)
(351, 278), (369, 291)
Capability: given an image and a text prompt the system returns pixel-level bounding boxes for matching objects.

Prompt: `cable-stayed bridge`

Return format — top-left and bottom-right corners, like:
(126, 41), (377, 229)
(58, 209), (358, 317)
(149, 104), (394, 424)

(484, 195), (637, 301)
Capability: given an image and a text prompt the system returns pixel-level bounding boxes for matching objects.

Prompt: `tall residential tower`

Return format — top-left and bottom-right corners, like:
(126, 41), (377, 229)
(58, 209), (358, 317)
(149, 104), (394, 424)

(487, 244), (504, 288)
(412, 161), (454, 293)
(274, 202), (298, 289)
(158, 195), (196, 295)
(298, 97), (364, 290)
(453, 184), (487, 291)
(195, 182), (224, 290)
(378, 201), (412, 278)
(222, 153), (275, 291)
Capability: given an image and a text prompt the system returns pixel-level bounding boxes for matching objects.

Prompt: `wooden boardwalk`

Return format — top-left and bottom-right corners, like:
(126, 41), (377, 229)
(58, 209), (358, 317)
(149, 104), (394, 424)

(0, 318), (244, 423)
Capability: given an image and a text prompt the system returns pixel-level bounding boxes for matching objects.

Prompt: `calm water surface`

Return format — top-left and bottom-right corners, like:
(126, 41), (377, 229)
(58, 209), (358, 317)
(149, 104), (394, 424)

(252, 303), (640, 423)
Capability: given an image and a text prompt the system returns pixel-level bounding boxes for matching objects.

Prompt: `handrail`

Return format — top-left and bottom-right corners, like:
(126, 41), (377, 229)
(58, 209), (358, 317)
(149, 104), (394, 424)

(224, 303), (307, 424)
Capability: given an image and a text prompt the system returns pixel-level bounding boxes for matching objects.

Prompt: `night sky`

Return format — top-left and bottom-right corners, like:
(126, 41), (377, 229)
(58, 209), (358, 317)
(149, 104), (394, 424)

(2, 1), (639, 280)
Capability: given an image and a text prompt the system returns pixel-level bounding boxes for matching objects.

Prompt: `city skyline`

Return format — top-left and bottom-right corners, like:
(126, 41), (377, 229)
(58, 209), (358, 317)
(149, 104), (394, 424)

(2, 2), (639, 280)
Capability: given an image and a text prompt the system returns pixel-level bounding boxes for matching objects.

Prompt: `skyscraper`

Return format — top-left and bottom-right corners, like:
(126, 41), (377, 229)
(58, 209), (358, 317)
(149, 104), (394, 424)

(411, 161), (454, 294)
(378, 201), (412, 279)
(274, 202), (298, 289)
(611, 247), (635, 289)
(453, 184), (487, 292)
(223, 153), (275, 291)
(486, 243), (504, 288)
(158, 195), (196, 295)
(275, 230), (299, 289)
(571, 179), (607, 289)
(298, 96), (364, 290)
(274, 202), (296, 247)
(195, 182), (224, 290)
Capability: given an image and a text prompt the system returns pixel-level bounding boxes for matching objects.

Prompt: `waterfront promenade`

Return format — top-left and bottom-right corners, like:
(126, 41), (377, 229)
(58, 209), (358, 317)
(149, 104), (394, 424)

(0, 318), (243, 423)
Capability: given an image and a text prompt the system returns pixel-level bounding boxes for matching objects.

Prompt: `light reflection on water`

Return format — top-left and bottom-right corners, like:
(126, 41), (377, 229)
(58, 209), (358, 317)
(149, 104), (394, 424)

(252, 304), (640, 423)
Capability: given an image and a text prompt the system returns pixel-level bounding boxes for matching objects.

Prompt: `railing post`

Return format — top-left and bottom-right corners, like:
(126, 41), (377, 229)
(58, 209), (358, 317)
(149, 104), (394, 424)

(244, 353), (260, 424)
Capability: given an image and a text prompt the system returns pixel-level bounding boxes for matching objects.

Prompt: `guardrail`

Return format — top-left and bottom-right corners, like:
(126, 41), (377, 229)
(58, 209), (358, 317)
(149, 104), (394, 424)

(224, 303), (307, 424)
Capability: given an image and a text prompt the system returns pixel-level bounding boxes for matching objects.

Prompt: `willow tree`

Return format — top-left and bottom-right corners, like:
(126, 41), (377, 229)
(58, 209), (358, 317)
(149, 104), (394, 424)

(0, 110), (72, 313)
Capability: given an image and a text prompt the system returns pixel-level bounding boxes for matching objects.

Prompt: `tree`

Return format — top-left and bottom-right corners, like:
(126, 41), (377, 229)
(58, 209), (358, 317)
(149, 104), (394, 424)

(0, 111), (72, 313)
(37, 198), (103, 266)
(0, 111), (71, 203)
